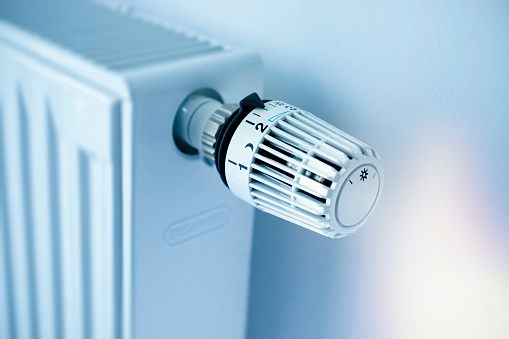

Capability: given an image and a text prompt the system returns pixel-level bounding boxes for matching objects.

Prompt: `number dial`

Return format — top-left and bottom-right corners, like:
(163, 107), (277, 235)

(225, 101), (296, 204)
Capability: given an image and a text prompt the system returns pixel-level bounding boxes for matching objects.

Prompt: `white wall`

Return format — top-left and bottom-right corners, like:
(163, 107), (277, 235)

(111, 1), (509, 338)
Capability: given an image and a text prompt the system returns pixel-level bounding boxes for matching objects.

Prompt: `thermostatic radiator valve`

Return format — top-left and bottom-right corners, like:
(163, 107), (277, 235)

(174, 93), (383, 238)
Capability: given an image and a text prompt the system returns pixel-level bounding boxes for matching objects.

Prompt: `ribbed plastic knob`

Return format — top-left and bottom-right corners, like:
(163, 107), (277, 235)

(174, 93), (383, 238)
(222, 98), (383, 238)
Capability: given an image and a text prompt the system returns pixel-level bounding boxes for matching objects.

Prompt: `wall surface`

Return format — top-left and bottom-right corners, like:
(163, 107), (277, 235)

(107, 1), (509, 338)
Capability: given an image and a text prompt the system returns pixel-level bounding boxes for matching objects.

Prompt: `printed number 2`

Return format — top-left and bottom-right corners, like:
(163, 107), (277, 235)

(255, 123), (267, 133)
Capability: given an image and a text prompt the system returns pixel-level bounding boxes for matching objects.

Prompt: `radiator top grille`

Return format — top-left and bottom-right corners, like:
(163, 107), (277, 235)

(0, 0), (225, 71)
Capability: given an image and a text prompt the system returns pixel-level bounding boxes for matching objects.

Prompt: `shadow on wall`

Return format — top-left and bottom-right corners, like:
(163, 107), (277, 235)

(248, 211), (335, 339)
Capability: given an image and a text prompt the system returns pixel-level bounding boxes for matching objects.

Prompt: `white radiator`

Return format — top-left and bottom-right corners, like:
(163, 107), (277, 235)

(0, 1), (263, 338)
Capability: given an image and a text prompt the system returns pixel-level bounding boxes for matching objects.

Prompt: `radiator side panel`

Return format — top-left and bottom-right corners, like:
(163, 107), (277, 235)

(0, 44), (123, 339)
(126, 49), (263, 339)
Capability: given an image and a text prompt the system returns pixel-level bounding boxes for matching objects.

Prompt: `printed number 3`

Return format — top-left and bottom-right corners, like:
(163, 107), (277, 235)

(255, 123), (267, 133)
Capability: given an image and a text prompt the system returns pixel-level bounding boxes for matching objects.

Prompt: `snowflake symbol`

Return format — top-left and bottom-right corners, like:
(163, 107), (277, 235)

(360, 168), (368, 181)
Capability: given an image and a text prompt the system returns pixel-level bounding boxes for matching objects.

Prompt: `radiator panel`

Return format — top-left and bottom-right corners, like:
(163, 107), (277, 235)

(0, 1), (263, 338)
(0, 48), (123, 339)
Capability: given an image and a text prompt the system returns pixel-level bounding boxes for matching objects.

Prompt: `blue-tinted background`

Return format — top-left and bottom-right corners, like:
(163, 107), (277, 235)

(115, 0), (509, 337)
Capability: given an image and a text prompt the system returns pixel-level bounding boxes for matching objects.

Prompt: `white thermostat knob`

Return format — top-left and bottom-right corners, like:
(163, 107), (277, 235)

(174, 93), (383, 238)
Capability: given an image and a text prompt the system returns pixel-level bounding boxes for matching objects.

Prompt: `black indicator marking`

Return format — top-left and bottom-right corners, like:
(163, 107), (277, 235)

(245, 143), (254, 151)
(349, 180), (353, 185)
(373, 172), (377, 178)
(239, 164), (248, 171)
(228, 159), (237, 165)
(246, 120), (255, 126)
(360, 168), (368, 181)
(253, 113), (261, 117)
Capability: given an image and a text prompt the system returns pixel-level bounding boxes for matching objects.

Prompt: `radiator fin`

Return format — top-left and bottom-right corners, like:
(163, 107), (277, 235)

(79, 150), (93, 339)
(21, 84), (56, 339)
(48, 110), (65, 339)
(0, 97), (16, 339)
(0, 1), (226, 71)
